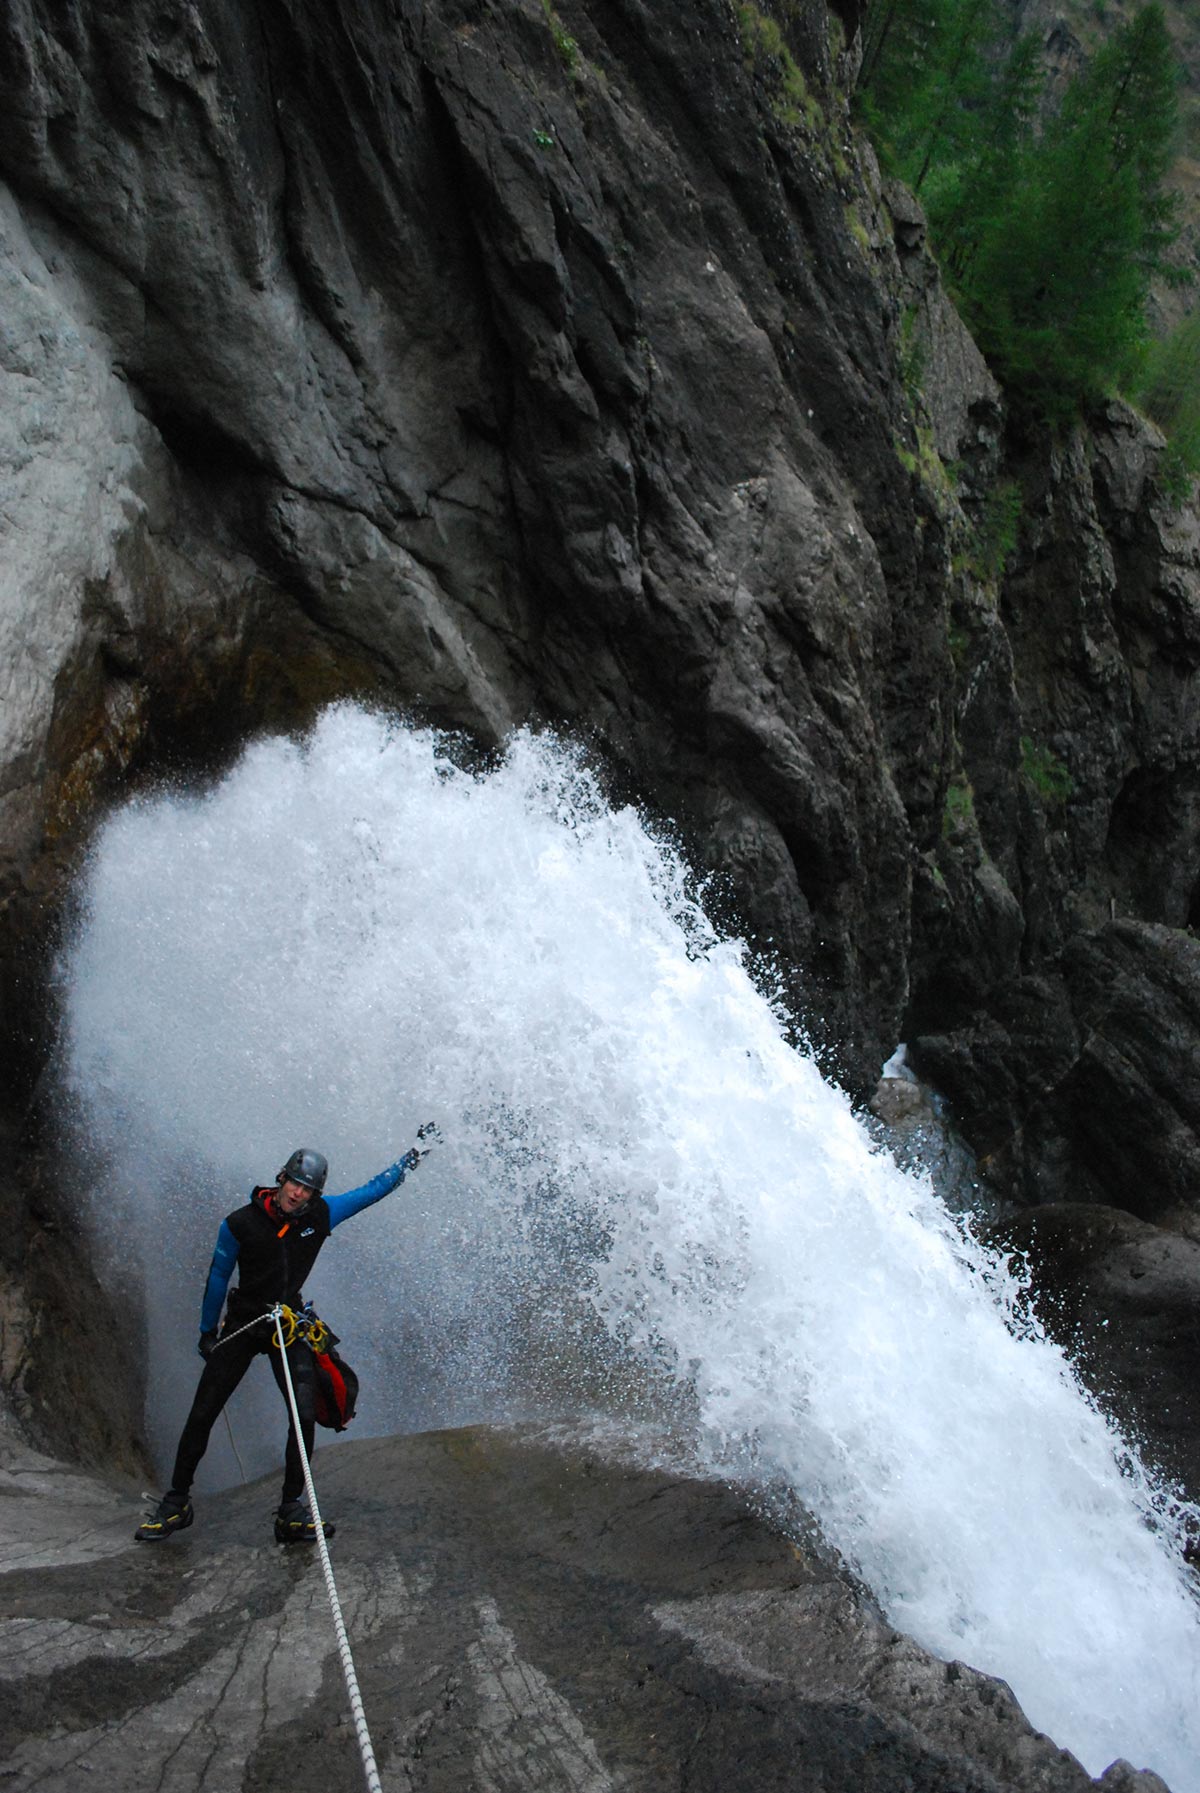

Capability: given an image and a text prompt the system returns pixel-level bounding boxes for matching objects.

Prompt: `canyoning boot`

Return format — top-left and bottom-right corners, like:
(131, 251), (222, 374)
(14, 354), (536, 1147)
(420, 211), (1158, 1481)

(134, 1491), (194, 1542)
(274, 1500), (336, 1545)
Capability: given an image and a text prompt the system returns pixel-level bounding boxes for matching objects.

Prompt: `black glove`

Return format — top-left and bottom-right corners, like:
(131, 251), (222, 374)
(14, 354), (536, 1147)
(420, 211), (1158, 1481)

(413, 1120), (443, 1162)
(401, 1123), (442, 1173)
(198, 1330), (219, 1360)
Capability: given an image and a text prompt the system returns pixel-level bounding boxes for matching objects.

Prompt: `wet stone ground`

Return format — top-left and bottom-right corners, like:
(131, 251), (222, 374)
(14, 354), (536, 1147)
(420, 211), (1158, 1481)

(0, 1423), (1171, 1793)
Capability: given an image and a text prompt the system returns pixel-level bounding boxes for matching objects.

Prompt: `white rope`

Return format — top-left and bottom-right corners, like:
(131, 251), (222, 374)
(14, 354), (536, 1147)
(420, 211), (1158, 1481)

(221, 1408), (249, 1484)
(271, 1304), (382, 1793)
(210, 1310), (273, 1350)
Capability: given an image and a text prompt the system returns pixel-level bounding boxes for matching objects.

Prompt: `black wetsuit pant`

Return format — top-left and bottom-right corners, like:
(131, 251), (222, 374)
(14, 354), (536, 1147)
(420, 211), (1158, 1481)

(170, 1322), (316, 1505)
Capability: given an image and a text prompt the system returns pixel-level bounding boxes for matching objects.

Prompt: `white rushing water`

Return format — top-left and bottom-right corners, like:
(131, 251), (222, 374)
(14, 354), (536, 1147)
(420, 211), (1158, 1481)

(60, 704), (1200, 1787)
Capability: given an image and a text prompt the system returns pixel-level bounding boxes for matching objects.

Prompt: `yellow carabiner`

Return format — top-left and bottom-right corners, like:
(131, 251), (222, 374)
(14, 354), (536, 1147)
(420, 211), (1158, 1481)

(304, 1316), (330, 1354)
(270, 1305), (298, 1350)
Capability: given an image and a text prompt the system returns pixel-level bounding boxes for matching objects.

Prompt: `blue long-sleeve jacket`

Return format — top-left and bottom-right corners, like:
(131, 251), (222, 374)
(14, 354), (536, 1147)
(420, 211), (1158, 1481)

(200, 1156), (414, 1334)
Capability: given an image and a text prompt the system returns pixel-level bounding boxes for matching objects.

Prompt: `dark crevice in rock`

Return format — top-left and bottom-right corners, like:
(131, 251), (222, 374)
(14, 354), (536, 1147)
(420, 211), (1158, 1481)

(138, 395), (275, 490)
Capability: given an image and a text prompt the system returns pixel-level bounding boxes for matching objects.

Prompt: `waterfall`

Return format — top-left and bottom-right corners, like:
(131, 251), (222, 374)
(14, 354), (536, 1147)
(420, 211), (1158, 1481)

(58, 703), (1200, 1788)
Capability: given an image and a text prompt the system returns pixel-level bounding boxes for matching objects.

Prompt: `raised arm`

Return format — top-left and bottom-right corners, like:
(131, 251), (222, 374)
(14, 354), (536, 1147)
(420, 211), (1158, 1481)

(325, 1123), (441, 1230)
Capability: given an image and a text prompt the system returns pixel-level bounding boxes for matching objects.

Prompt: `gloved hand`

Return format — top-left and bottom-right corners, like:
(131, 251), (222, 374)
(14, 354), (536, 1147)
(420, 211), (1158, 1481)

(198, 1330), (219, 1360)
(415, 1120), (443, 1158)
(404, 1122), (443, 1170)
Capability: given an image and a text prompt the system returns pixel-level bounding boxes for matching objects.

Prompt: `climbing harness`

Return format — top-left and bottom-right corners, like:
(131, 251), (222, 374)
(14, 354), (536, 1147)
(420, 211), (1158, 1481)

(207, 1302), (328, 1354)
(268, 1303), (331, 1354)
(271, 1303), (382, 1793)
(210, 1302), (357, 1447)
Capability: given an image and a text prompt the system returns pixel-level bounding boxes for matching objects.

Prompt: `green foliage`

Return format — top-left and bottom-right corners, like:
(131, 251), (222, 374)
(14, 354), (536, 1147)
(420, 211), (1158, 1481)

(942, 774), (976, 837)
(1131, 307), (1200, 501)
(897, 306), (927, 405)
(738, 3), (823, 131)
(541, 0), (580, 76)
(1021, 736), (1075, 803)
(858, 1), (1184, 425)
(967, 479), (1022, 582)
(963, 8), (1182, 419)
(892, 309), (960, 501)
(846, 203), (872, 254)
(860, 0), (1001, 191)
(895, 422), (955, 501)
(1158, 438), (1200, 505)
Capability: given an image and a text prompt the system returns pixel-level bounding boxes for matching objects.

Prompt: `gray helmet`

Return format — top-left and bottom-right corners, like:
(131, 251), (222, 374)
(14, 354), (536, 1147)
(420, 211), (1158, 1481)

(277, 1148), (328, 1195)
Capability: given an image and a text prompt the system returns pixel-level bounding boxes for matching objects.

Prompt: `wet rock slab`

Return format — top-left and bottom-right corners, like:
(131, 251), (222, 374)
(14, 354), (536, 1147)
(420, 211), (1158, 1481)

(0, 1423), (1170, 1793)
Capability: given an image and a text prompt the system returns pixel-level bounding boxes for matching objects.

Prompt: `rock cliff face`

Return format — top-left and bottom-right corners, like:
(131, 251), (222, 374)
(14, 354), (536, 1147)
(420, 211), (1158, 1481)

(0, 0), (945, 1089)
(2, 1), (1200, 1473)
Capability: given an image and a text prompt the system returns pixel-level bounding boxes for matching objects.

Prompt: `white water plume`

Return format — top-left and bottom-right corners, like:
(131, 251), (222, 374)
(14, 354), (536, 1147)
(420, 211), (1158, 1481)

(59, 703), (1200, 1787)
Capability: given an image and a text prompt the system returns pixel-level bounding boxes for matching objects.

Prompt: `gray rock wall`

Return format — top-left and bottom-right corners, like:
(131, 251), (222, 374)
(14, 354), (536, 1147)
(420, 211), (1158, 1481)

(0, 0), (952, 1095)
(2, 0), (1200, 1475)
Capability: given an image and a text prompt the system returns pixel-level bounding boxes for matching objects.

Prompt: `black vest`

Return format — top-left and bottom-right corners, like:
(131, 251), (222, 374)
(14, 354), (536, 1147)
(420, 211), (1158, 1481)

(224, 1186), (333, 1324)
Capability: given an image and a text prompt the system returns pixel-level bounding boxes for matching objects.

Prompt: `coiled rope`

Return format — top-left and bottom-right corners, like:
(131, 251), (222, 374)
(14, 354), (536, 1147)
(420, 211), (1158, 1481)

(271, 1303), (382, 1793)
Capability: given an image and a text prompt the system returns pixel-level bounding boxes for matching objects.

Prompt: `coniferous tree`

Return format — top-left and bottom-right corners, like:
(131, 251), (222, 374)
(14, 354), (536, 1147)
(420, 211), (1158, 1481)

(857, 0), (1184, 424)
(858, 0), (998, 187)
(959, 5), (1182, 419)
(926, 30), (1044, 287)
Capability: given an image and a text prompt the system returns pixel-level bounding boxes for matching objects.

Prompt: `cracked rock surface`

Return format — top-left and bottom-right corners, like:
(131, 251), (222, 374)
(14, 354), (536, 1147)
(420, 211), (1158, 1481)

(0, 1421), (1170, 1793)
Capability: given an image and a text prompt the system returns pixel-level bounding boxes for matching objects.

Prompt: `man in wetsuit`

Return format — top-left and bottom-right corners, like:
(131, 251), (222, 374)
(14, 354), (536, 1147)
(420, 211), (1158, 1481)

(135, 1126), (439, 1544)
